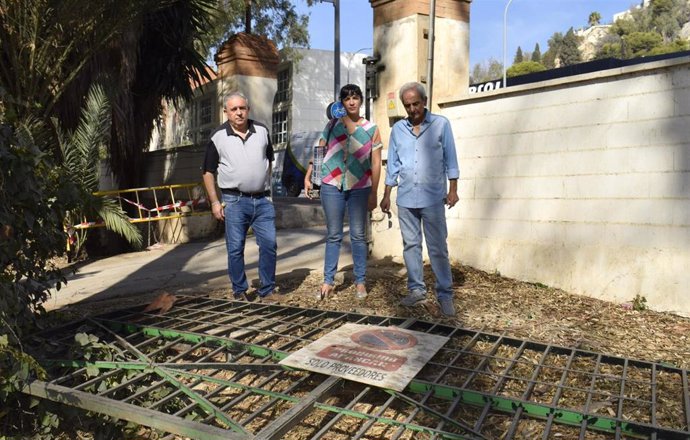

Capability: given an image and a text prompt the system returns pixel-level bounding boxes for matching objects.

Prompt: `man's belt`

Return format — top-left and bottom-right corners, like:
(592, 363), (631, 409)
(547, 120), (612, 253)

(222, 188), (270, 199)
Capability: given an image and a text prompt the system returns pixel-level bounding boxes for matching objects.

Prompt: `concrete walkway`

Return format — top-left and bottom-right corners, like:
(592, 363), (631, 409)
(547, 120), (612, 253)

(47, 225), (350, 311)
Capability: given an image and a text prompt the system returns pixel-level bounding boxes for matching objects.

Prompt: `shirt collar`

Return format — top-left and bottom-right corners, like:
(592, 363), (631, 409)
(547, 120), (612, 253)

(403, 109), (431, 131)
(226, 120), (256, 137)
(404, 108), (431, 134)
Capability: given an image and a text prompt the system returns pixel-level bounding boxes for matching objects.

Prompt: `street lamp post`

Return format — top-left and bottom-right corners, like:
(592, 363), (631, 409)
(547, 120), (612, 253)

(346, 47), (372, 84)
(503, 0), (515, 89)
(317, 0), (340, 100)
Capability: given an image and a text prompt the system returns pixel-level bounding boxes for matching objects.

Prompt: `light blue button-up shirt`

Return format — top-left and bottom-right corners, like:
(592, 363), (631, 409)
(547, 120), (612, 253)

(385, 110), (459, 209)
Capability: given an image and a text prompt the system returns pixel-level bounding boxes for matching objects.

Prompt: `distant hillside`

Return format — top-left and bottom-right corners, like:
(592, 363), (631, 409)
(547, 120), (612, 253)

(471, 0), (690, 84)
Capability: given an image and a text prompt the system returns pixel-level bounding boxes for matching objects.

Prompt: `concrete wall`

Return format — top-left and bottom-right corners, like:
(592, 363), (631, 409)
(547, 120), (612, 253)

(372, 56), (690, 316)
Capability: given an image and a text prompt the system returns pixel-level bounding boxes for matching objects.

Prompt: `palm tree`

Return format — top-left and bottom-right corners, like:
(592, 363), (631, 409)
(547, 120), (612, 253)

(57, 85), (142, 260)
(52, 0), (217, 188)
(589, 11), (602, 27)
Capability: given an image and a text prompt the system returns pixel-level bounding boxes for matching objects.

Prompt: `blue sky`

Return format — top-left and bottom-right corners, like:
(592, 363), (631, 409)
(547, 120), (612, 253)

(295, 0), (641, 66)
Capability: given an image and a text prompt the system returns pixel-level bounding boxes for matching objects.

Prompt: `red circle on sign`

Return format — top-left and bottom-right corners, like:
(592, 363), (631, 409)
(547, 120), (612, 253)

(350, 328), (418, 350)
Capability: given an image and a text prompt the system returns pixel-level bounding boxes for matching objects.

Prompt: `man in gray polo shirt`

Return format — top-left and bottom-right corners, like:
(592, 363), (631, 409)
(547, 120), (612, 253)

(202, 92), (278, 303)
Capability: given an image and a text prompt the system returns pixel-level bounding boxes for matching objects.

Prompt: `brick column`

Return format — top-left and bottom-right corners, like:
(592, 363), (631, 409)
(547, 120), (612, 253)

(214, 32), (280, 125)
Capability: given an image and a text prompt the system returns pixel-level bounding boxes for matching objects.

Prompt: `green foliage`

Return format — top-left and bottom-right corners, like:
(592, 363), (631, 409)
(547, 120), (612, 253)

(0, 122), (79, 337)
(632, 294), (648, 311)
(0, 120), (80, 436)
(513, 46), (524, 64)
(0, 335), (47, 400)
(624, 31), (664, 56)
(2, 0), (287, 187)
(57, 85), (143, 260)
(542, 32), (564, 68)
(647, 38), (690, 54)
(531, 43), (542, 63)
(206, 0), (311, 58)
(598, 0), (690, 59)
(560, 27), (583, 66)
(0, 0), (136, 128)
(589, 11), (602, 26)
(543, 29), (580, 68)
(595, 41), (624, 59)
(507, 61), (547, 77)
(470, 57), (504, 83)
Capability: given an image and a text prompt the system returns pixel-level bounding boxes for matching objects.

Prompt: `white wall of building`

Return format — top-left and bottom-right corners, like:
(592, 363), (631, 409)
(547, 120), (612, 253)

(372, 56), (690, 316)
(290, 48), (367, 135)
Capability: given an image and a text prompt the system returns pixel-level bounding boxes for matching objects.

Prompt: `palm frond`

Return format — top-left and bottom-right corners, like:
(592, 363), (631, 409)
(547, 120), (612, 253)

(68, 84), (111, 192)
(96, 197), (143, 248)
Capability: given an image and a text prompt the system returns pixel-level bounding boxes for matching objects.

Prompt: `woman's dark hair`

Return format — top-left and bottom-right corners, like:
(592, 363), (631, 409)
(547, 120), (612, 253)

(339, 84), (363, 102)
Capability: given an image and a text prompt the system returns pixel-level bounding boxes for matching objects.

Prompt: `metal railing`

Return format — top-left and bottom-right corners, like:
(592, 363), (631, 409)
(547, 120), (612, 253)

(72, 183), (209, 230)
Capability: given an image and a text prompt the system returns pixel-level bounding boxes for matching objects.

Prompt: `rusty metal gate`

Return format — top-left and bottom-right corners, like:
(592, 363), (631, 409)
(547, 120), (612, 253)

(25, 295), (690, 439)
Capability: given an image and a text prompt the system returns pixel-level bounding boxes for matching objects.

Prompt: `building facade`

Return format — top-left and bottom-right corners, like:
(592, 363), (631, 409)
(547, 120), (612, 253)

(147, 43), (367, 196)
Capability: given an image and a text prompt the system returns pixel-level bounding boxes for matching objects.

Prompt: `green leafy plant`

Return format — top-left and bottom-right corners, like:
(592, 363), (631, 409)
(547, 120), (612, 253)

(632, 294), (648, 311)
(56, 85), (143, 261)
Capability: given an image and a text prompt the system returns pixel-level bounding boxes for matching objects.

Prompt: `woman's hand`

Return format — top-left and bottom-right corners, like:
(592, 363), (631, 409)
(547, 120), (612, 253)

(304, 180), (313, 199)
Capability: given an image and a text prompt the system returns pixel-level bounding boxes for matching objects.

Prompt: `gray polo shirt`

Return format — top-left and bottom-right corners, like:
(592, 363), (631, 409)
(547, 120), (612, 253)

(202, 120), (274, 193)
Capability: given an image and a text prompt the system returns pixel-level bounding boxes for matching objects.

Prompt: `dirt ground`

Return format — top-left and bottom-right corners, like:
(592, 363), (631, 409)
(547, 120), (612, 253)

(66, 257), (690, 371)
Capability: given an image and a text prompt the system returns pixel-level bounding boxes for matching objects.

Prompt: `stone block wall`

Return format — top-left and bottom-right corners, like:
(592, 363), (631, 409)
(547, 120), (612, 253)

(372, 56), (690, 316)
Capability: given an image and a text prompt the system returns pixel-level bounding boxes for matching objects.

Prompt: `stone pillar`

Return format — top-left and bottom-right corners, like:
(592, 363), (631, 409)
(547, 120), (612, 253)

(370, 0), (469, 140)
(368, 0), (470, 261)
(214, 32), (280, 126)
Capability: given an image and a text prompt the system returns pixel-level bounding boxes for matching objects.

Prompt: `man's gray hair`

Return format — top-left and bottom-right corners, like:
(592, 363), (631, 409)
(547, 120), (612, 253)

(223, 92), (250, 109)
(399, 82), (427, 101)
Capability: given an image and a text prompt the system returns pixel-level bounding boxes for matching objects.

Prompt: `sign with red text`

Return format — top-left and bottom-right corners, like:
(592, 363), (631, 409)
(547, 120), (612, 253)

(279, 323), (449, 391)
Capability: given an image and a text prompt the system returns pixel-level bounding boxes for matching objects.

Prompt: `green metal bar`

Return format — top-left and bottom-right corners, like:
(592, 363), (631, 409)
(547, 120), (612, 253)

(151, 364), (249, 434)
(97, 318), (290, 362)
(172, 370), (473, 440)
(405, 380), (652, 439)
(46, 360), (151, 370)
(46, 360), (283, 372)
(89, 318), (249, 435)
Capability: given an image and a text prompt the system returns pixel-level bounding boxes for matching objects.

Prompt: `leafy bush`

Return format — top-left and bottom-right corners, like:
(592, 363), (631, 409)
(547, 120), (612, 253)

(507, 61), (547, 77)
(0, 121), (80, 436)
(0, 122), (79, 341)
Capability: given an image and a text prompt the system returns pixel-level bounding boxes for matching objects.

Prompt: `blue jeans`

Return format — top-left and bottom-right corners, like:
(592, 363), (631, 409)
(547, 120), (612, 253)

(397, 203), (453, 300)
(320, 184), (370, 285)
(222, 193), (277, 297)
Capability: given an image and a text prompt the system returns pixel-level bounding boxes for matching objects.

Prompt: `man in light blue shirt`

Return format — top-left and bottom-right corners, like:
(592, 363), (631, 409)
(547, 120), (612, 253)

(380, 82), (459, 317)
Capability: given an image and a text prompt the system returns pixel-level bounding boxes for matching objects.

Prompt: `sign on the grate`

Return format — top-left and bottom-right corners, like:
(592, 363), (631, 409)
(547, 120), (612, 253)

(279, 323), (449, 391)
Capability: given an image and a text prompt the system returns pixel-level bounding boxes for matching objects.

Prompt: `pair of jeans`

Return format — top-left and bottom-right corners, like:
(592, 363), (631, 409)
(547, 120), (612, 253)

(397, 202), (453, 300)
(222, 193), (277, 297)
(319, 184), (370, 286)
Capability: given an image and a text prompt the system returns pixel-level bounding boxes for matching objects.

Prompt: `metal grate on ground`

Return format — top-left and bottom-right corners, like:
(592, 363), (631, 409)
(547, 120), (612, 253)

(25, 295), (690, 439)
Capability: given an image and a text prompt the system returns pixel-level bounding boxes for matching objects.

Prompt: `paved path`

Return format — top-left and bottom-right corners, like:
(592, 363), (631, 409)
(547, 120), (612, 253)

(47, 226), (351, 311)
